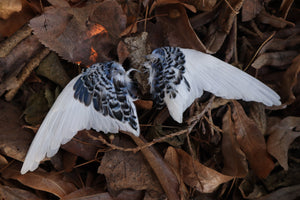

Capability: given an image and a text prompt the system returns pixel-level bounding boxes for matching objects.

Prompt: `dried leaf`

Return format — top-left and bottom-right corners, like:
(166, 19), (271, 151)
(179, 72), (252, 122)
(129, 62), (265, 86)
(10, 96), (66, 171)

(62, 187), (104, 199)
(232, 101), (275, 178)
(24, 91), (49, 125)
(267, 116), (300, 170)
(257, 10), (295, 28)
(47, 0), (70, 8)
(165, 147), (233, 193)
(155, 4), (207, 52)
(221, 107), (248, 177)
(279, 54), (300, 104)
(251, 51), (298, 69)
(241, 0), (263, 22)
(0, 0), (22, 20)
(62, 130), (106, 161)
(0, 154), (8, 166)
(36, 52), (71, 87)
(0, 35), (43, 95)
(188, 0), (217, 12)
(29, 0), (126, 66)
(98, 136), (164, 198)
(255, 185), (300, 200)
(0, 184), (41, 200)
(2, 166), (77, 198)
(0, 100), (34, 162)
(150, 0), (197, 14)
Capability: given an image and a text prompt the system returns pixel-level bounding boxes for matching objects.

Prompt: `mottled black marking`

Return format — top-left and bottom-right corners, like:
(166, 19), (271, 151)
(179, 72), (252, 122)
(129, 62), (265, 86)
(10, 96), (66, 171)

(148, 47), (190, 108)
(73, 61), (138, 131)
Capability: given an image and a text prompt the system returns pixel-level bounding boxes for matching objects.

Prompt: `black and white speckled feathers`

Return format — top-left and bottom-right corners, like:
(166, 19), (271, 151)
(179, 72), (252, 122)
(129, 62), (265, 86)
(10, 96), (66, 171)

(73, 62), (138, 131)
(146, 47), (190, 108)
(21, 61), (139, 174)
(145, 47), (281, 123)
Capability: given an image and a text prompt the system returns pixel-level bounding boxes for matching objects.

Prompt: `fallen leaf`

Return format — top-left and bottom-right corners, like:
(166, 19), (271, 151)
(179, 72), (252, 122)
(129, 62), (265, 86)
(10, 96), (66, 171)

(2, 165), (77, 198)
(279, 0), (294, 19)
(279, 54), (300, 105)
(165, 147), (233, 193)
(23, 91), (49, 125)
(221, 107), (248, 177)
(0, 35), (43, 95)
(257, 9), (295, 28)
(62, 187), (104, 199)
(62, 130), (106, 161)
(255, 184), (300, 200)
(0, 0), (22, 20)
(241, 0), (263, 22)
(0, 100), (34, 162)
(0, 184), (41, 200)
(36, 52), (71, 88)
(98, 136), (164, 198)
(251, 51), (298, 69)
(232, 101), (275, 178)
(267, 116), (300, 170)
(0, 154), (8, 166)
(155, 4), (207, 52)
(205, 0), (244, 53)
(29, 0), (126, 66)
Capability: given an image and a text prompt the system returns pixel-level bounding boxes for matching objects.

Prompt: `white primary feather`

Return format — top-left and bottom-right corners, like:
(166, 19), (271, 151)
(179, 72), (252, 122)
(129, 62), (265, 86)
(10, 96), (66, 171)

(164, 48), (281, 123)
(21, 75), (139, 174)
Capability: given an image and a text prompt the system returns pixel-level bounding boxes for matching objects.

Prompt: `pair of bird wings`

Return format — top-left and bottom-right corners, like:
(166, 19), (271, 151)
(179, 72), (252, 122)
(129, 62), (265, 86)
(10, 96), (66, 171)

(21, 47), (281, 174)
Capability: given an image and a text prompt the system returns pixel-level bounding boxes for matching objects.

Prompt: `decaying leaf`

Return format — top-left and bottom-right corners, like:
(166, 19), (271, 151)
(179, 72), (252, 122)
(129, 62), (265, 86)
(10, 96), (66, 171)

(241, 0), (263, 22)
(0, 0), (22, 20)
(165, 147), (233, 193)
(155, 4), (207, 52)
(0, 100), (34, 162)
(232, 101), (275, 178)
(2, 165), (77, 198)
(36, 52), (71, 88)
(267, 116), (300, 170)
(0, 184), (40, 200)
(255, 185), (300, 200)
(251, 51), (298, 69)
(279, 54), (300, 105)
(221, 107), (248, 177)
(98, 136), (164, 199)
(29, 0), (126, 66)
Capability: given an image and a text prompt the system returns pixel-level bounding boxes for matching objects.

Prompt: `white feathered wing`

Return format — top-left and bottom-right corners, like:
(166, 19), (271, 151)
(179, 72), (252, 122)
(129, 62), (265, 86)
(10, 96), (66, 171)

(164, 48), (281, 123)
(21, 75), (139, 174)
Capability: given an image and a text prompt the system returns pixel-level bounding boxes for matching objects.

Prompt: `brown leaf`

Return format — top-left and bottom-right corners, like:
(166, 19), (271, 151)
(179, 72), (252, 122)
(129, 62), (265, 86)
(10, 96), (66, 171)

(255, 185), (300, 200)
(279, 0), (295, 19)
(150, 0), (197, 14)
(257, 9), (295, 28)
(232, 101), (275, 178)
(241, 0), (263, 22)
(62, 187), (105, 199)
(47, 0), (70, 8)
(221, 107), (248, 177)
(155, 4), (207, 52)
(29, 0), (126, 66)
(251, 51), (298, 69)
(2, 165), (77, 198)
(165, 147), (233, 193)
(0, 184), (41, 200)
(0, 35), (43, 95)
(0, 0), (22, 20)
(134, 99), (153, 110)
(36, 52), (71, 88)
(279, 54), (300, 105)
(267, 116), (300, 170)
(62, 130), (106, 161)
(204, 0), (244, 53)
(98, 136), (164, 198)
(0, 100), (34, 162)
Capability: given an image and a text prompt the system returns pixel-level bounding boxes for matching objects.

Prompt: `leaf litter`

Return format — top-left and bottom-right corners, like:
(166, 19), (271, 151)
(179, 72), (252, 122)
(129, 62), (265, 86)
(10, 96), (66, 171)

(0, 0), (299, 199)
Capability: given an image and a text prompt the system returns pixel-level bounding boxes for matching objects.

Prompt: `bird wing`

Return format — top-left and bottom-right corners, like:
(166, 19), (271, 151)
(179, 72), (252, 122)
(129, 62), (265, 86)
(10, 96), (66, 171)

(21, 62), (139, 174)
(148, 47), (281, 123)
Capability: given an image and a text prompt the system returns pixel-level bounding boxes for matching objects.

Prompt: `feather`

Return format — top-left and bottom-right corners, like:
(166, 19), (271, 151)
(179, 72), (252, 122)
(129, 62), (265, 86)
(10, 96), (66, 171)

(145, 47), (281, 123)
(21, 62), (139, 174)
